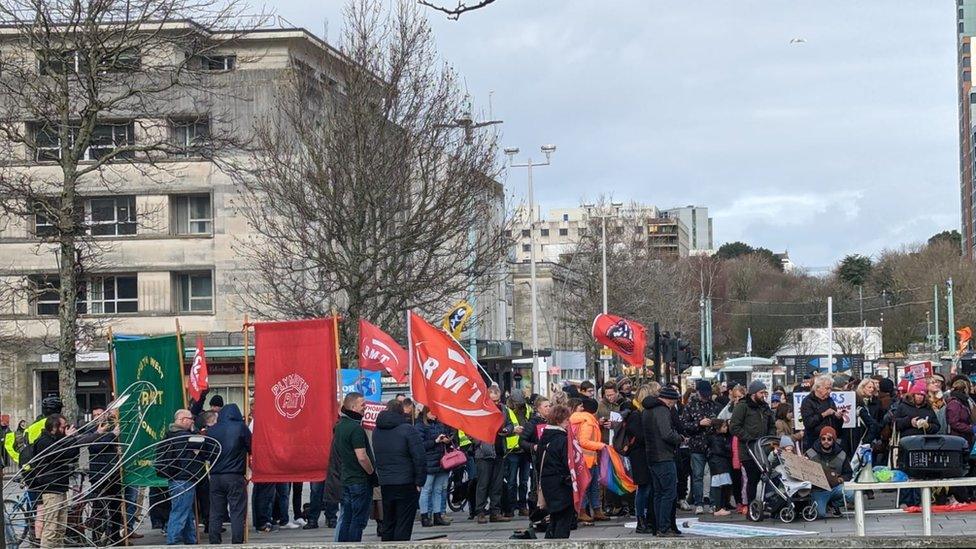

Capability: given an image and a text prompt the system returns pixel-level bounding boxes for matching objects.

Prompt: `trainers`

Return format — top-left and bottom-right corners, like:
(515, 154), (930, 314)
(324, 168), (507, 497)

(294, 518), (307, 527)
(678, 500), (693, 512)
(713, 508), (731, 517)
(282, 521), (300, 529)
(695, 506), (704, 515)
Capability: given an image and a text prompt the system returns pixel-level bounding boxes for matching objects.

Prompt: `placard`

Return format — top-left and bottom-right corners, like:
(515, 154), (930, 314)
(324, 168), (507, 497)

(903, 361), (933, 380)
(781, 451), (832, 491)
(752, 371), (773, 391)
(792, 391), (856, 430)
(361, 402), (386, 431)
(341, 368), (383, 403)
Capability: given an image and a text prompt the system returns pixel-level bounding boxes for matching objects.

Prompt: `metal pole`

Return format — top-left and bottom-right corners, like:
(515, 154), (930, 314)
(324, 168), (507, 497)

(859, 286), (866, 358)
(601, 215), (609, 382)
(706, 298), (713, 367)
(948, 278), (957, 358)
(468, 229), (478, 361)
(527, 160), (541, 396)
(827, 296), (833, 373)
(934, 284), (940, 355)
(700, 295), (706, 371)
(653, 322), (662, 381)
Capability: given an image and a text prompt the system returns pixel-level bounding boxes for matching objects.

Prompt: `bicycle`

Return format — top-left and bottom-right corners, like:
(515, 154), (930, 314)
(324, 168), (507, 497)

(447, 466), (469, 512)
(4, 488), (36, 548)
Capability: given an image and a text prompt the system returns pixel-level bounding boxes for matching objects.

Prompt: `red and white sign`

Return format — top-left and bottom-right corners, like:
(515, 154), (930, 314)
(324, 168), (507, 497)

(591, 313), (647, 366)
(361, 402), (386, 431)
(408, 311), (503, 443)
(903, 361), (934, 381)
(188, 337), (209, 402)
(358, 319), (408, 382)
(252, 318), (338, 482)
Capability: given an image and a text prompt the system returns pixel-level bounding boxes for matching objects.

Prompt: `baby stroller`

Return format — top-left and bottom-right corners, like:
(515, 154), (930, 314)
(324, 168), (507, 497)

(746, 436), (818, 523)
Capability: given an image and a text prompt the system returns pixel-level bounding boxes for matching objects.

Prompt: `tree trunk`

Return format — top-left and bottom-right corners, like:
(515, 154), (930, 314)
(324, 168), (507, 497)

(57, 176), (80, 422)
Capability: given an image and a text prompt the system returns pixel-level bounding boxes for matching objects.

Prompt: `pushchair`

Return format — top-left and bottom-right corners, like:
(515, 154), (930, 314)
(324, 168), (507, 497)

(746, 436), (818, 523)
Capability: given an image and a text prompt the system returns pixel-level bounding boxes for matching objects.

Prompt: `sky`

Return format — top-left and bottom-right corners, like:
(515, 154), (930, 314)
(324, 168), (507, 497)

(272, 1), (959, 270)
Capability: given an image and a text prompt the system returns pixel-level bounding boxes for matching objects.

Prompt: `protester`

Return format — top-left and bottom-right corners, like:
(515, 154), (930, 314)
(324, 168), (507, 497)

(680, 379), (717, 514)
(505, 392), (533, 517)
(416, 408), (456, 527)
(852, 378), (883, 454)
(306, 428), (341, 530)
(596, 381), (624, 515)
(713, 382), (730, 409)
(535, 404), (574, 539)
(472, 385), (516, 524)
(519, 396), (551, 519)
(625, 384), (652, 534)
(618, 378), (635, 402)
(674, 387), (693, 512)
(332, 392), (375, 542)
(579, 381), (596, 399)
(804, 426), (851, 518)
(373, 399), (426, 541)
(0, 415), (9, 467)
(571, 397), (608, 523)
(730, 380), (775, 510)
(707, 419), (734, 516)
(207, 403), (251, 545)
(643, 385), (684, 537)
(946, 375), (974, 504)
(927, 375), (949, 435)
(162, 409), (207, 545)
(893, 380), (940, 508)
(717, 384), (744, 420)
(800, 375), (842, 451)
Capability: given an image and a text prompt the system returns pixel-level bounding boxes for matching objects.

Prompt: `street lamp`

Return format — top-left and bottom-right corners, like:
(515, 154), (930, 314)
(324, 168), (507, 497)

(506, 144), (555, 397)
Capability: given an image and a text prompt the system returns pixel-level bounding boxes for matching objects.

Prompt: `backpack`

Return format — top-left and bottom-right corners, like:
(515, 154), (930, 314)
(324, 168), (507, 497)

(17, 435), (35, 466)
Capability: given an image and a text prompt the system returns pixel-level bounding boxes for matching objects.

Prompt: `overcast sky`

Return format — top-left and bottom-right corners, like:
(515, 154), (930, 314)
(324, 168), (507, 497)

(274, 1), (958, 270)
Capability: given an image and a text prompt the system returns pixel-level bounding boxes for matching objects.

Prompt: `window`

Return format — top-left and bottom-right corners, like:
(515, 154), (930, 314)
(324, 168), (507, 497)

(34, 125), (62, 161)
(32, 199), (58, 237)
(177, 272), (213, 312)
(521, 229), (530, 237)
(87, 196), (136, 236)
(540, 228), (549, 237)
(31, 122), (134, 161)
(171, 119), (210, 156)
(199, 55), (236, 71)
(171, 194), (212, 235)
(558, 228), (568, 236)
(965, 42), (972, 55)
(964, 70), (972, 83)
(504, 230), (512, 238)
(30, 275), (88, 316)
(522, 244), (531, 252)
(88, 276), (137, 314)
(38, 49), (140, 75)
(562, 214), (569, 221)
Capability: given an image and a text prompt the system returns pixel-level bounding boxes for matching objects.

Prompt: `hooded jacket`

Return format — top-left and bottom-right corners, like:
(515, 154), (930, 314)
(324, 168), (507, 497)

(372, 410), (426, 486)
(893, 398), (940, 437)
(207, 403), (251, 475)
(805, 440), (852, 482)
(570, 411), (605, 468)
(642, 396), (683, 463)
(535, 425), (572, 513)
(730, 394), (775, 461)
(946, 389), (974, 445)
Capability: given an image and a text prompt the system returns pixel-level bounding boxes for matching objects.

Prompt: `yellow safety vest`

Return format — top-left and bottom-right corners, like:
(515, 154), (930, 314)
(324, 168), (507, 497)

(505, 405), (532, 451)
(458, 430), (471, 448)
(6, 417), (46, 465)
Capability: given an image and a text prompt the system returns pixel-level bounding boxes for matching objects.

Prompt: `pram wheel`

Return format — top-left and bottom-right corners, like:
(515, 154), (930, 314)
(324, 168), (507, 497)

(747, 500), (764, 522)
(778, 506), (795, 523)
(801, 504), (818, 522)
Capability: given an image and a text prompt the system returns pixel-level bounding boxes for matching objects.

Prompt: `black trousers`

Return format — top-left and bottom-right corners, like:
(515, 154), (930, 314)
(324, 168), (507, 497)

(545, 506), (573, 539)
(196, 476), (210, 531)
(475, 458), (504, 515)
(743, 459), (762, 503)
(292, 482), (305, 519)
(676, 448), (691, 502)
(209, 474), (247, 544)
(380, 484), (419, 541)
(149, 487), (170, 528)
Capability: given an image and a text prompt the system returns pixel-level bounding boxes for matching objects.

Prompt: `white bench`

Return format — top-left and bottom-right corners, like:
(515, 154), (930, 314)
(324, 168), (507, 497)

(846, 477), (976, 536)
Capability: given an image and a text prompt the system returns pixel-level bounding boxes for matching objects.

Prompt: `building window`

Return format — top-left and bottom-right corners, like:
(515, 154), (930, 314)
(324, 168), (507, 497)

(32, 275), (65, 316)
(32, 199), (58, 237)
(177, 272), (213, 312)
(562, 214), (569, 221)
(88, 275), (138, 314)
(521, 229), (530, 237)
(38, 49), (140, 75)
(196, 55), (236, 71)
(559, 228), (568, 236)
(171, 194), (212, 235)
(965, 42), (972, 54)
(171, 118), (210, 156)
(504, 230), (512, 237)
(86, 196), (136, 236)
(965, 70), (972, 82)
(540, 228), (549, 237)
(32, 122), (135, 161)
(521, 244), (531, 252)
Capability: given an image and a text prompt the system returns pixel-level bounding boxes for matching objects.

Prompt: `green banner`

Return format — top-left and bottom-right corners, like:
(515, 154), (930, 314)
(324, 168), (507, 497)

(113, 334), (184, 487)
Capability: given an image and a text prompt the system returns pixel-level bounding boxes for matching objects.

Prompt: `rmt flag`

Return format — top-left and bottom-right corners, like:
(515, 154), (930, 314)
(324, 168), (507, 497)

(358, 319), (408, 382)
(591, 313), (647, 366)
(408, 311), (503, 443)
(188, 337), (209, 402)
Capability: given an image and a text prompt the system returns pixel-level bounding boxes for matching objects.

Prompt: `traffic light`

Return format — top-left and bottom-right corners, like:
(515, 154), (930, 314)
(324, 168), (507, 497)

(676, 339), (694, 373)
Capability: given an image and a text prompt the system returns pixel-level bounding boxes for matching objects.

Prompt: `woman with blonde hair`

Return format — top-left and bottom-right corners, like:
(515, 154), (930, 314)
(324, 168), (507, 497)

(624, 384), (654, 533)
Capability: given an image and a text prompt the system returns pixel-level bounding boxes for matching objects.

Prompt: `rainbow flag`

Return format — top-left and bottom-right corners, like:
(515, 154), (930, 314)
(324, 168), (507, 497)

(599, 446), (636, 495)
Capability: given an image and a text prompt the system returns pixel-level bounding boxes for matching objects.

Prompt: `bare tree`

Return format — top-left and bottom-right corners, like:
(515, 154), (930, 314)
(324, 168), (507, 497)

(231, 0), (509, 351)
(0, 0), (260, 419)
(417, 0), (499, 20)
(833, 328), (866, 356)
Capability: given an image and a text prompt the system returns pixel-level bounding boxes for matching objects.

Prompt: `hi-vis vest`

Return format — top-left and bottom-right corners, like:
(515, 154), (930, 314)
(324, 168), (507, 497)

(458, 430), (471, 448)
(4, 417), (46, 465)
(505, 406), (533, 451)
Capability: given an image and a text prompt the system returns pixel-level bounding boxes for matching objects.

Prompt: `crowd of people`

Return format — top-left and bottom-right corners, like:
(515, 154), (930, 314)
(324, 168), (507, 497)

(4, 368), (976, 546)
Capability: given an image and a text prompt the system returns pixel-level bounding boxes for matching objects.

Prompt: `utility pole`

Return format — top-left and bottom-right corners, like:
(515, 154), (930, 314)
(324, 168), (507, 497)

(600, 214), (609, 383)
(948, 278), (956, 362)
(827, 296), (833, 373)
(933, 284), (940, 355)
(859, 286), (866, 358)
(706, 297), (713, 367)
(700, 295), (706, 370)
(653, 322), (662, 381)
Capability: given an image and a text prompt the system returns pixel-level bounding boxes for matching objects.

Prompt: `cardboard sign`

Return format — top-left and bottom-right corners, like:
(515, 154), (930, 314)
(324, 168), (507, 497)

(781, 451), (832, 491)
(792, 391), (856, 431)
(361, 402), (386, 431)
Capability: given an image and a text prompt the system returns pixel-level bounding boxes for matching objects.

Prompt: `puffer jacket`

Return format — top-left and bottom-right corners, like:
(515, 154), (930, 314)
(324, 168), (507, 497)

(416, 420), (455, 474)
(893, 399), (940, 437)
(945, 390), (974, 445)
(680, 394), (717, 454)
(570, 411), (606, 468)
(642, 396), (682, 463)
(373, 411), (426, 486)
(805, 441), (852, 481)
(729, 395), (775, 461)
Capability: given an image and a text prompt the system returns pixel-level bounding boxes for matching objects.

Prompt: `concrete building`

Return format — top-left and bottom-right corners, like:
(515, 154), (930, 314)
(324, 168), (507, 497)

(0, 23), (508, 421)
(663, 205), (713, 253)
(775, 327), (883, 361)
(959, 2), (976, 258)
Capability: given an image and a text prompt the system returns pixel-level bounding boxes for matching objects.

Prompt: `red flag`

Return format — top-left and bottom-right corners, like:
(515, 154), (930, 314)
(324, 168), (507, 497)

(358, 319), (408, 382)
(568, 423), (591, 512)
(591, 313), (647, 366)
(188, 337), (209, 402)
(252, 318), (338, 482)
(407, 311), (503, 443)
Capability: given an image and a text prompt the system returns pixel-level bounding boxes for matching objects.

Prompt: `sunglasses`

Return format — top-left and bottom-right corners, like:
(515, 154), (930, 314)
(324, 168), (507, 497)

(820, 436), (834, 441)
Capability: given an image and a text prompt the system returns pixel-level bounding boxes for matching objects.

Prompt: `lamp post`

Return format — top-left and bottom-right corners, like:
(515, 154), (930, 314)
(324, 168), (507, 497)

(505, 144), (555, 397)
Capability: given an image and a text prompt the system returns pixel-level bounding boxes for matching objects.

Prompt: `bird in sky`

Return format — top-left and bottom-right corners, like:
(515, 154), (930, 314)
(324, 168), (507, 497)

(790, 38), (807, 45)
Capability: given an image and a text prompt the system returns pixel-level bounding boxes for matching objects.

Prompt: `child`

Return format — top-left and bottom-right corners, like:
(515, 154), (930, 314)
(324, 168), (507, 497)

(707, 419), (734, 516)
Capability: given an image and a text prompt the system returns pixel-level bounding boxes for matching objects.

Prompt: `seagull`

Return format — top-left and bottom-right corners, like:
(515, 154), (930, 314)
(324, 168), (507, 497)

(790, 38), (807, 45)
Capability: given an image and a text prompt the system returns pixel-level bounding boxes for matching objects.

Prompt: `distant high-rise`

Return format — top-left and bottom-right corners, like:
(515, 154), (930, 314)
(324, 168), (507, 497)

(664, 205), (713, 254)
(958, 2), (976, 258)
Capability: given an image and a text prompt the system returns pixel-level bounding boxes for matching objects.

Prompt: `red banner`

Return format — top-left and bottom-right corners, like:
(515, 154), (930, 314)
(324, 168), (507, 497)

(188, 337), (209, 402)
(568, 423), (590, 512)
(358, 319), (408, 382)
(252, 318), (338, 482)
(408, 311), (503, 443)
(591, 313), (647, 366)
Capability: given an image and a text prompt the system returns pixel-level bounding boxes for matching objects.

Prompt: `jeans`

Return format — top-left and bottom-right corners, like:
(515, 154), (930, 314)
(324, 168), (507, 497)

(585, 465), (601, 512)
(812, 485), (850, 517)
(292, 482), (304, 520)
(272, 483), (290, 525)
(166, 480), (197, 545)
(208, 474), (247, 544)
(420, 472), (449, 514)
(380, 484), (419, 541)
(252, 483), (275, 529)
(125, 485), (139, 533)
(690, 453), (707, 506)
(334, 482), (372, 542)
(307, 481), (326, 525)
(505, 453), (531, 513)
(635, 483), (651, 520)
(649, 461), (677, 534)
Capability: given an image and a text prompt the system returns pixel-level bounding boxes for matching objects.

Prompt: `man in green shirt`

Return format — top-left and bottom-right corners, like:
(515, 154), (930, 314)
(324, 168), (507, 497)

(333, 392), (374, 542)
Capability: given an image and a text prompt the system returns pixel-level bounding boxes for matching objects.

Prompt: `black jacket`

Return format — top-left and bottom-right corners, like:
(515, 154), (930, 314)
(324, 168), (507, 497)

(160, 426), (206, 481)
(622, 400), (648, 485)
(323, 427), (344, 504)
(207, 403), (251, 475)
(680, 394), (717, 454)
(415, 420), (455, 474)
(642, 396), (682, 463)
(372, 411), (426, 487)
(800, 392), (842, 449)
(31, 431), (80, 494)
(535, 426), (572, 513)
(805, 441), (852, 482)
(88, 432), (118, 482)
(730, 396), (775, 461)
(707, 432), (732, 476)
(518, 411), (547, 454)
(893, 399), (941, 437)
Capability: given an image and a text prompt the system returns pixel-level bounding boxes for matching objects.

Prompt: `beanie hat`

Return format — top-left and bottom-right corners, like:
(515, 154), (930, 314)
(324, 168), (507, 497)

(820, 426), (838, 439)
(209, 394), (224, 407)
(659, 387), (681, 401)
(696, 379), (713, 399)
(878, 378), (895, 395)
(748, 380), (767, 395)
(581, 397), (599, 414)
(908, 379), (927, 396)
(779, 435), (794, 449)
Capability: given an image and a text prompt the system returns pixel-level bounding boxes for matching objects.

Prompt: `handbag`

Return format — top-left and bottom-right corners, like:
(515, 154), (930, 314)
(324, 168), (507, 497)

(536, 446), (548, 511)
(440, 445), (467, 470)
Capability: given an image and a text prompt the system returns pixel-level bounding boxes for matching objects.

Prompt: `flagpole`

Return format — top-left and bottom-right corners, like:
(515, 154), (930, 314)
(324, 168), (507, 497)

(407, 310), (413, 399)
(440, 316), (495, 385)
(241, 314), (250, 544)
(108, 327), (132, 547)
(332, 309), (342, 409)
(175, 319), (188, 408)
